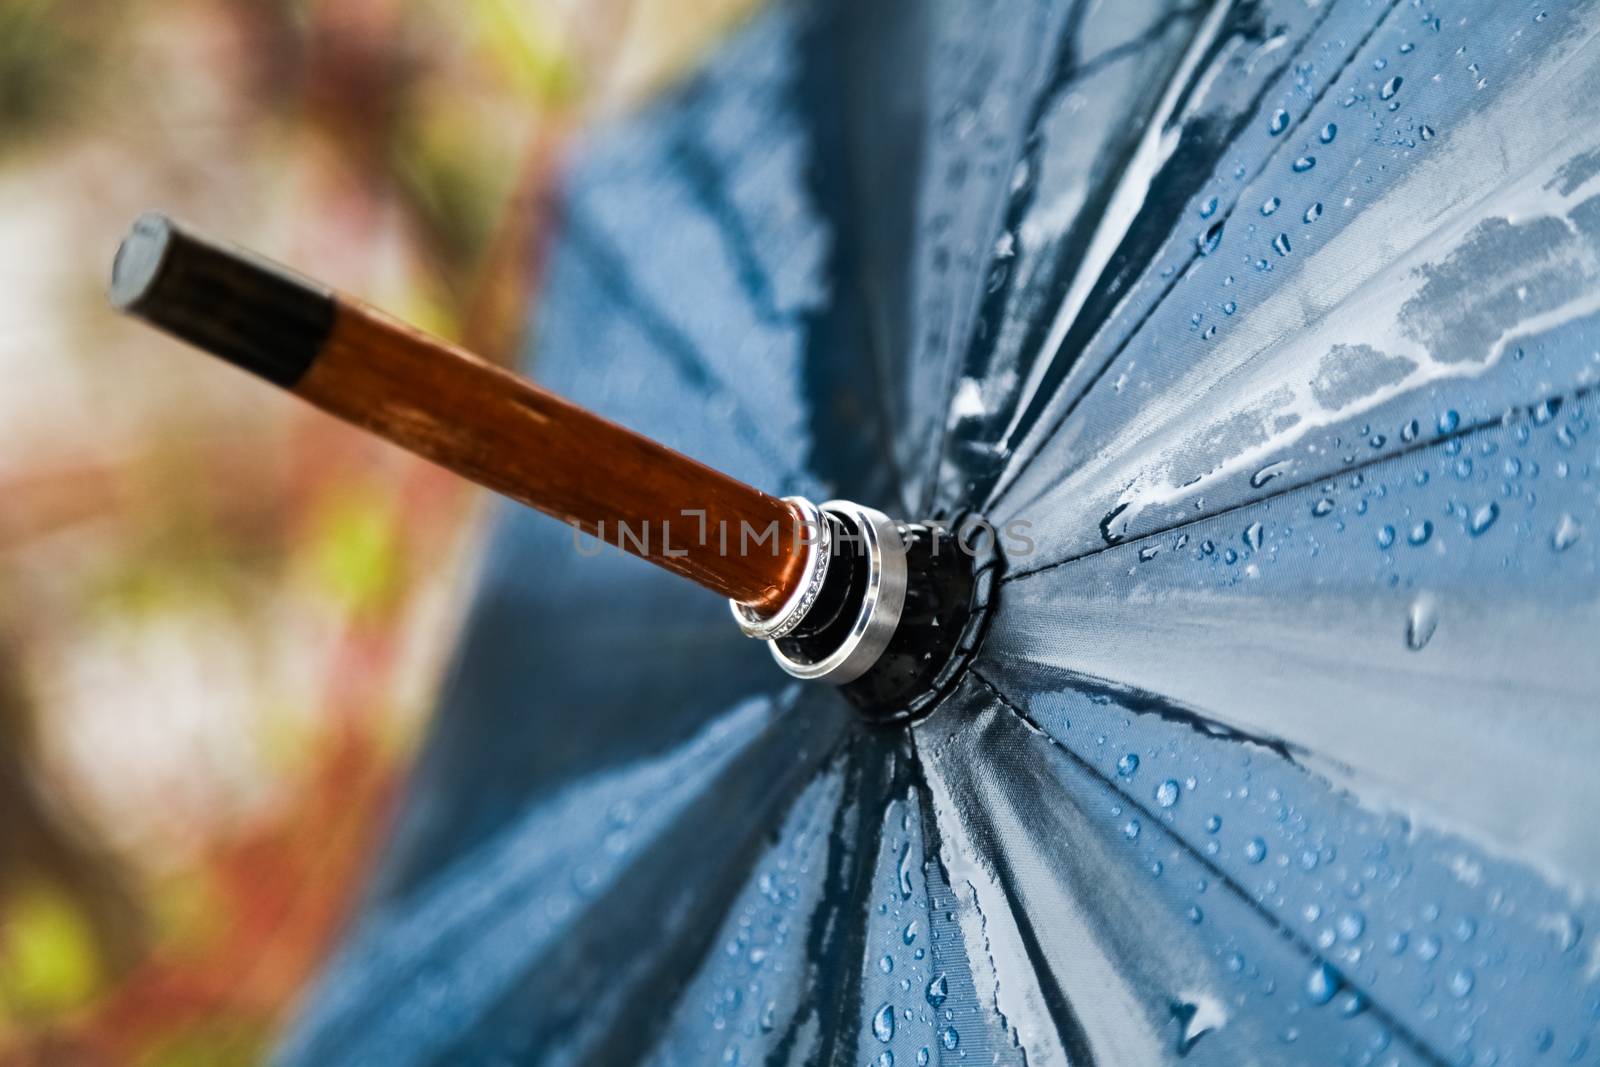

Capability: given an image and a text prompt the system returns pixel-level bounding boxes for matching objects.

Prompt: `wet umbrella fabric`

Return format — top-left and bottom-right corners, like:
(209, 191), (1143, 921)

(279, 2), (1600, 1065)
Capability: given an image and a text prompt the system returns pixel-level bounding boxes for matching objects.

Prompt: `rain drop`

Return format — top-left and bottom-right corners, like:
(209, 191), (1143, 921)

(880, 954), (894, 974)
(1306, 961), (1341, 1005)
(925, 974), (948, 1008)
(1380, 75), (1403, 99)
(1303, 202), (1323, 224)
(1420, 124), (1435, 141)
(1400, 418), (1420, 442)
(1156, 780), (1181, 808)
(1243, 522), (1264, 551)
(902, 921), (918, 945)
(1125, 819), (1142, 840)
(1199, 195), (1219, 218)
(1449, 969), (1475, 998)
(1272, 232), (1292, 256)
(1268, 108), (1289, 135)
(1406, 596), (1438, 651)
(1468, 502), (1499, 536)
(1553, 513), (1582, 551)
(1312, 498), (1334, 517)
(1417, 934), (1441, 962)
(1205, 815), (1222, 833)
(1337, 911), (1367, 941)
(876, 1053), (894, 1067)
(1251, 460), (1291, 487)
(1245, 837), (1268, 864)
(1222, 300), (1237, 315)
(940, 1026), (960, 1051)
(1437, 409), (1460, 433)
(1292, 156), (1316, 173)
(1197, 220), (1225, 256)
(873, 1004), (896, 1042)
(1261, 196), (1280, 217)
(1117, 753), (1140, 778)
(1376, 524), (1396, 549)
(1407, 520), (1433, 546)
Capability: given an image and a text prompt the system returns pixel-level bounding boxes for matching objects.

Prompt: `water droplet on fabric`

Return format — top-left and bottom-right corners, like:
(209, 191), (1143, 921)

(925, 974), (948, 1008)
(1380, 75), (1403, 99)
(1117, 753), (1140, 777)
(876, 1052), (894, 1067)
(1376, 525), (1396, 549)
(1438, 409), (1460, 433)
(1124, 819), (1142, 840)
(1197, 220), (1225, 255)
(939, 1026), (960, 1051)
(1245, 837), (1268, 863)
(873, 1003), (896, 1042)
(880, 954), (894, 974)
(1261, 196), (1280, 216)
(1337, 911), (1367, 941)
(1156, 780), (1181, 808)
(1420, 124), (1435, 140)
(1303, 202), (1323, 224)
(1268, 108), (1289, 135)
(1468, 502), (1499, 536)
(1251, 460), (1291, 487)
(1407, 520), (1433, 546)
(1292, 156), (1316, 173)
(902, 921), (917, 945)
(1406, 596), (1438, 650)
(1243, 522), (1264, 551)
(1272, 232), (1292, 256)
(1312, 498), (1334, 517)
(1205, 815), (1222, 833)
(1306, 961), (1341, 1005)
(1553, 513), (1582, 551)
(1449, 969), (1475, 997)
(1199, 196), (1219, 218)
(1319, 122), (1337, 143)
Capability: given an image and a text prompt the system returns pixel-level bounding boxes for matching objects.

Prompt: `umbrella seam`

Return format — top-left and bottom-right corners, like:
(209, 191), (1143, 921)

(968, 667), (1454, 1067)
(1001, 378), (1598, 584)
(983, 0), (1406, 516)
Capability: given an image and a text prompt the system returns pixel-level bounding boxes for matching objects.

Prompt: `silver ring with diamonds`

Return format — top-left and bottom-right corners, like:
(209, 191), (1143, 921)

(729, 496), (831, 640)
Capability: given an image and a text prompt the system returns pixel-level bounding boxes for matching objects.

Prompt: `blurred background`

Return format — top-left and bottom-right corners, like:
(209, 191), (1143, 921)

(0, 1), (752, 1062)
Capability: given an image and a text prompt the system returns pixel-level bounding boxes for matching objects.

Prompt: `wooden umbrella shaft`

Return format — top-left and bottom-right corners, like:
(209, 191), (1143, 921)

(110, 213), (806, 612)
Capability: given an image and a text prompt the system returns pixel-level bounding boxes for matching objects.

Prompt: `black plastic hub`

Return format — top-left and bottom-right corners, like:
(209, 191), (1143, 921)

(842, 518), (1000, 725)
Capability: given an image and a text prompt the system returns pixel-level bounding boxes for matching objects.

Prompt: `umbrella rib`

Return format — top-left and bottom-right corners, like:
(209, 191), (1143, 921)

(1001, 377), (1596, 584)
(982, 0), (1406, 515)
(669, 129), (789, 328)
(968, 668), (1455, 1067)
(558, 208), (805, 483)
(923, 0), (1219, 513)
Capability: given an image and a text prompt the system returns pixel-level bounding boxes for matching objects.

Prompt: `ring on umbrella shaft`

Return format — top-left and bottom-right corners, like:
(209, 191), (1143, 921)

(761, 500), (908, 685)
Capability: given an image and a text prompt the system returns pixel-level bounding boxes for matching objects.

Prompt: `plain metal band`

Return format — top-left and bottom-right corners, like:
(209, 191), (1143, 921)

(769, 500), (907, 685)
(729, 496), (830, 640)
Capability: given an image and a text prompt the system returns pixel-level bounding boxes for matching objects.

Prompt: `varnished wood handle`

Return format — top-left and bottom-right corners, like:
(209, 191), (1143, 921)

(110, 213), (806, 611)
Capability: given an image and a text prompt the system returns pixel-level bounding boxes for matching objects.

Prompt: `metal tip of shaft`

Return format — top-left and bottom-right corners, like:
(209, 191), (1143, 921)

(109, 212), (175, 313)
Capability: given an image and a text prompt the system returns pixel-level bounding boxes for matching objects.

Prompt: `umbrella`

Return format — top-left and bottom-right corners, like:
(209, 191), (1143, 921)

(272, 0), (1600, 1064)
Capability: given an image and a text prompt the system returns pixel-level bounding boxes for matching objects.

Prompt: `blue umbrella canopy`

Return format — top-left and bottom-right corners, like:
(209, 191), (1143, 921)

(280, 1), (1600, 1064)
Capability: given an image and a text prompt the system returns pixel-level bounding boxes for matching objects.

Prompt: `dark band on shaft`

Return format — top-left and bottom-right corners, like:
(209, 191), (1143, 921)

(110, 213), (335, 388)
